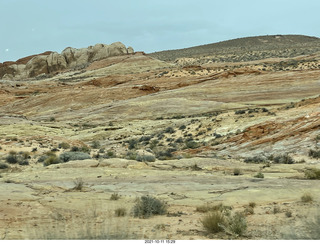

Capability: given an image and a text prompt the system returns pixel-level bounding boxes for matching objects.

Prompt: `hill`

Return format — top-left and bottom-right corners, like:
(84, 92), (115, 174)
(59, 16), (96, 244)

(1, 36), (320, 240)
(149, 34), (320, 62)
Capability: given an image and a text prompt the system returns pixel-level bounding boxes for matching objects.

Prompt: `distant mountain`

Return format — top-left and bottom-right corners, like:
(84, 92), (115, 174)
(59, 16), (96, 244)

(149, 35), (320, 62)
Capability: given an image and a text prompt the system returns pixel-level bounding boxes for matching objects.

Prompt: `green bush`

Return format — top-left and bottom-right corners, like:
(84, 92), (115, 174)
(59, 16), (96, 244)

(136, 154), (156, 162)
(304, 168), (320, 180)
(128, 139), (138, 150)
(273, 154), (295, 164)
(225, 212), (247, 236)
(185, 140), (199, 149)
(233, 168), (242, 176)
(244, 156), (267, 163)
(115, 208), (127, 217)
(6, 154), (18, 164)
(164, 127), (175, 134)
(254, 172), (264, 178)
(110, 193), (120, 201)
(91, 141), (101, 149)
(0, 163), (9, 169)
(59, 152), (91, 162)
(133, 195), (167, 218)
(58, 142), (70, 149)
(309, 149), (320, 159)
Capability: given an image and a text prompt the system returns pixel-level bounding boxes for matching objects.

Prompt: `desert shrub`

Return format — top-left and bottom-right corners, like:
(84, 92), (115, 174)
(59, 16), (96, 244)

(164, 127), (175, 134)
(233, 168), (242, 176)
(254, 172), (264, 178)
(58, 142), (70, 149)
(73, 178), (84, 191)
(155, 149), (174, 160)
(285, 210), (293, 218)
(80, 146), (91, 154)
(248, 202), (256, 208)
(0, 163), (9, 169)
(126, 151), (138, 160)
(19, 160), (29, 166)
(43, 155), (62, 166)
(5, 151), (19, 164)
(136, 154), (156, 162)
(201, 211), (226, 234)
(179, 125), (186, 130)
(272, 154), (295, 164)
(281, 209), (320, 240)
(91, 141), (101, 149)
(304, 168), (320, 180)
(59, 152), (91, 162)
(71, 146), (80, 152)
(244, 206), (254, 215)
(19, 151), (30, 159)
(190, 163), (201, 171)
(149, 139), (159, 149)
(106, 151), (115, 158)
(185, 140), (199, 149)
(273, 206), (281, 214)
(128, 139), (138, 150)
(244, 156), (267, 163)
(301, 193), (313, 203)
(139, 136), (151, 142)
(308, 149), (320, 159)
(6, 154), (18, 164)
(110, 193), (120, 201)
(133, 195), (167, 218)
(115, 208), (127, 217)
(224, 212), (247, 236)
(175, 137), (184, 143)
(235, 110), (246, 115)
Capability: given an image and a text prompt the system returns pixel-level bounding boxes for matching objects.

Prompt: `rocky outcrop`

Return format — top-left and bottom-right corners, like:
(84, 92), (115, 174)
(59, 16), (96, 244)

(0, 42), (134, 80)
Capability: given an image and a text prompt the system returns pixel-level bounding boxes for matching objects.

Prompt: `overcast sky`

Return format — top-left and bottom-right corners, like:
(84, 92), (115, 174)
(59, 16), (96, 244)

(1, 0), (320, 62)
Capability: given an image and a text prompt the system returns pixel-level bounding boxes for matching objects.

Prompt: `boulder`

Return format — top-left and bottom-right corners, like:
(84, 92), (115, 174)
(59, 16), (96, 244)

(46, 52), (67, 73)
(108, 42), (128, 56)
(127, 46), (134, 54)
(25, 55), (49, 78)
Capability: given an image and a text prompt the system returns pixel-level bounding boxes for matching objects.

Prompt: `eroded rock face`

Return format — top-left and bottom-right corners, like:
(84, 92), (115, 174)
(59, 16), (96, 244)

(25, 55), (48, 78)
(0, 42), (134, 80)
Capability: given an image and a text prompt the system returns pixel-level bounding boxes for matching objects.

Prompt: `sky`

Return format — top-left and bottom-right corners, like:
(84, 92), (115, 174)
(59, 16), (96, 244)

(1, 0), (320, 62)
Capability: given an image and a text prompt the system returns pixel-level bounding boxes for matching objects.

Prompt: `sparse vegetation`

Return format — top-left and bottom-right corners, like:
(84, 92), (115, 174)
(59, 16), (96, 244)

(308, 149), (320, 159)
(91, 140), (101, 149)
(272, 154), (295, 164)
(233, 168), (242, 176)
(244, 156), (267, 164)
(0, 163), (9, 169)
(73, 178), (84, 191)
(304, 168), (320, 180)
(43, 155), (62, 166)
(254, 172), (264, 178)
(224, 212), (247, 236)
(115, 208), (127, 217)
(110, 193), (120, 201)
(201, 211), (226, 234)
(59, 151), (91, 162)
(132, 195), (167, 218)
(58, 142), (70, 149)
(301, 193), (313, 203)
